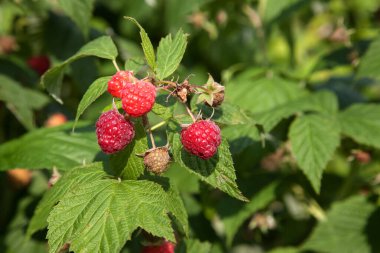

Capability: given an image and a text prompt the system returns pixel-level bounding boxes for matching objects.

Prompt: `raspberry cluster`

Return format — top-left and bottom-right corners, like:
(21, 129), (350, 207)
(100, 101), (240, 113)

(95, 69), (223, 175)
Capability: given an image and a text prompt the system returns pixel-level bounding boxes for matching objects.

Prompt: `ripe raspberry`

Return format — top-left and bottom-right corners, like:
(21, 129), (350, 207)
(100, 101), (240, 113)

(108, 71), (137, 98)
(121, 80), (156, 117)
(96, 110), (135, 154)
(181, 120), (221, 159)
(144, 147), (171, 174)
(141, 241), (175, 253)
(27, 55), (50, 75)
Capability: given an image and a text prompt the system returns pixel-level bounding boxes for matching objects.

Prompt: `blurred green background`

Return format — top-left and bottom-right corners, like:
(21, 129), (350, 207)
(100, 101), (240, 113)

(1, 0), (380, 252)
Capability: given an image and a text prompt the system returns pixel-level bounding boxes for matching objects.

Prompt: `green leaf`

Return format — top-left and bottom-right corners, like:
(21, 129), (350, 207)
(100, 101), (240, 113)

(302, 195), (376, 253)
(109, 121), (148, 179)
(124, 57), (146, 74)
(255, 90), (338, 132)
(289, 114), (340, 193)
(27, 163), (106, 237)
(47, 175), (187, 252)
(196, 102), (252, 125)
(42, 36), (118, 103)
(222, 124), (261, 154)
(73, 76), (111, 130)
(357, 36), (380, 80)
(338, 104), (380, 149)
(172, 134), (247, 202)
(124, 16), (156, 70)
(156, 29), (188, 80)
(262, 0), (305, 24)
(58, 0), (95, 37)
(180, 239), (212, 253)
(152, 93), (177, 120)
(0, 122), (100, 171)
(226, 75), (307, 114)
(221, 182), (278, 246)
(164, 180), (189, 236)
(0, 75), (49, 130)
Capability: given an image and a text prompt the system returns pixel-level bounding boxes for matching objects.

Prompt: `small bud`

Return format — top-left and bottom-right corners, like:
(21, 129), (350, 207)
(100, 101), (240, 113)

(197, 74), (225, 107)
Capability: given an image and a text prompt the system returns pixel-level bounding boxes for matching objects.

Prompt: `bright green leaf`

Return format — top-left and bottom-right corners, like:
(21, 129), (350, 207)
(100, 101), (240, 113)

(73, 76), (111, 130)
(289, 114), (340, 193)
(302, 195), (376, 253)
(27, 163), (106, 237)
(226, 75), (307, 114)
(124, 16), (156, 70)
(42, 36), (118, 103)
(172, 134), (247, 202)
(110, 121), (148, 179)
(196, 102), (252, 125)
(0, 122), (100, 171)
(339, 104), (380, 149)
(156, 29), (188, 80)
(47, 176), (187, 253)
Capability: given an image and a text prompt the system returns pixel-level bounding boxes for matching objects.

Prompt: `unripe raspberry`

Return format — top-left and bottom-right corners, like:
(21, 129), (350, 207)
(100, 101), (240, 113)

(7, 169), (32, 189)
(144, 147), (171, 174)
(181, 120), (221, 159)
(108, 71), (137, 98)
(96, 110), (135, 154)
(121, 80), (156, 117)
(141, 241), (175, 253)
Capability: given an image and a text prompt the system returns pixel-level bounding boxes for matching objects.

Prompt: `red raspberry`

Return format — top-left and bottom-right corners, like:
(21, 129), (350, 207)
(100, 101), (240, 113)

(121, 80), (156, 117)
(27, 55), (50, 76)
(96, 110), (135, 154)
(108, 71), (137, 98)
(141, 241), (175, 253)
(181, 120), (221, 159)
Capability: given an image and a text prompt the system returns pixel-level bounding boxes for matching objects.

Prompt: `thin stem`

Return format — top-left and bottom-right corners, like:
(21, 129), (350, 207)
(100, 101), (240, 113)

(112, 60), (120, 72)
(185, 104), (196, 123)
(150, 121), (167, 131)
(142, 115), (156, 149)
(155, 80), (177, 87)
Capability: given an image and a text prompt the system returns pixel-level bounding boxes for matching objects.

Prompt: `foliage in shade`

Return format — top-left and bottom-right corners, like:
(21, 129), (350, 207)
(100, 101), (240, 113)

(41, 36), (118, 103)
(289, 114), (340, 193)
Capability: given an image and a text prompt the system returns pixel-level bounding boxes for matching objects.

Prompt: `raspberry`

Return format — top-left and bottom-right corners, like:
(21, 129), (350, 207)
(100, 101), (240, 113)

(181, 120), (221, 159)
(144, 147), (171, 174)
(121, 80), (156, 117)
(27, 55), (50, 75)
(96, 110), (135, 154)
(108, 71), (137, 98)
(141, 241), (175, 253)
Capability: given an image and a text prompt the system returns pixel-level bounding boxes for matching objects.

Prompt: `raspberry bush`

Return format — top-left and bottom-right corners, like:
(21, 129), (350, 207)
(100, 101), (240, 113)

(1, 1), (380, 253)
